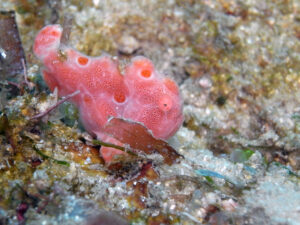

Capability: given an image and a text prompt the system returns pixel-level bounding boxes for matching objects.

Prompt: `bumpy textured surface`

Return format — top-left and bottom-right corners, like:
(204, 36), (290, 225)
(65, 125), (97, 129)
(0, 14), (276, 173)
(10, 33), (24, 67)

(33, 24), (183, 162)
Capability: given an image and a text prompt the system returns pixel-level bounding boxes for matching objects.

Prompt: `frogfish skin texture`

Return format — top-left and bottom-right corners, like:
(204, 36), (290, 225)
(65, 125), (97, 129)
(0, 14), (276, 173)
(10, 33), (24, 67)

(33, 24), (183, 163)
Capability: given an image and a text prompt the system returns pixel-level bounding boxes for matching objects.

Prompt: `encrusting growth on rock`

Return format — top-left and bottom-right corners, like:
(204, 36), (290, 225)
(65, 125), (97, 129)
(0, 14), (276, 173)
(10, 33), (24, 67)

(33, 24), (183, 163)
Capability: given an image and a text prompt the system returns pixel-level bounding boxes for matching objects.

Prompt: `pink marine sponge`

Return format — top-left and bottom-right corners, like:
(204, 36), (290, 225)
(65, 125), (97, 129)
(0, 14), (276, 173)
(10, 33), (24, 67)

(33, 24), (184, 163)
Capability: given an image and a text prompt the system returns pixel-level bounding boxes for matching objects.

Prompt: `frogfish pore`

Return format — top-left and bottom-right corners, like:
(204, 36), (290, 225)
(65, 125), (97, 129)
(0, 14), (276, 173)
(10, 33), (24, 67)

(33, 24), (184, 163)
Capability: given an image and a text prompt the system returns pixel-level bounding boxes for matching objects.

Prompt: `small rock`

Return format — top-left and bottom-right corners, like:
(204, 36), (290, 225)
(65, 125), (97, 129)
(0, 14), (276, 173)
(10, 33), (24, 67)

(118, 35), (140, 55)
(288, 151), (300, 170)
(221, 199), (238, 212)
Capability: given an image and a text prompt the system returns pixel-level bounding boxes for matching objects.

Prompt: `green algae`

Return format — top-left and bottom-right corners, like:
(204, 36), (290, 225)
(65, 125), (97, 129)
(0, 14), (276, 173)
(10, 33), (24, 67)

(33, 146), (70, 167)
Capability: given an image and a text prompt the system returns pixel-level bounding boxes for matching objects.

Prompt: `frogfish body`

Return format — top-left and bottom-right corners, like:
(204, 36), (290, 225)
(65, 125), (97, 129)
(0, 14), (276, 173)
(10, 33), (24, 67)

(33, 24), (183, 163)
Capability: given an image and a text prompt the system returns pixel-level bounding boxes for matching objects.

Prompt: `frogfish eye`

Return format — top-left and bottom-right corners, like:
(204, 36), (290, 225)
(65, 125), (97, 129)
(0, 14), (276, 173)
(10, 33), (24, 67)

(158, 95), (173, 112)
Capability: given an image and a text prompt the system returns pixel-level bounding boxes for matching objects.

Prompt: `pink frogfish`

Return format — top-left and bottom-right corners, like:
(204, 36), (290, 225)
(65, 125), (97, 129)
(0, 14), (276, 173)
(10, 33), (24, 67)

(33, 24), (183, 163)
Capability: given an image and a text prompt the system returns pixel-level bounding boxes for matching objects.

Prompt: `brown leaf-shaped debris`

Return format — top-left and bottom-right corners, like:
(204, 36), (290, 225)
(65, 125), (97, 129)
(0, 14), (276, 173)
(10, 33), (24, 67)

(103, 118), (182, 165)
(0, 11), (26, 77)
